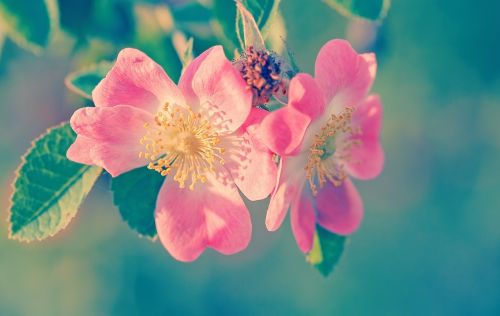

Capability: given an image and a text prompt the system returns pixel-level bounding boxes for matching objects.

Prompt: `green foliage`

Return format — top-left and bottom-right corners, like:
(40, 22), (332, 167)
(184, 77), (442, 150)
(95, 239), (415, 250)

(181, 37), (194, 68)
(242, 0), (281, 37)
(172, 33), (194, 69)
(0, 0), (56, 54)
(323, 0), (390, 20)
(172, 2), (212, 23)
(213, 0), (281, 51)
(111, 167), (165, 238)
(306, 225), (346, 276)
(90, 0), (134, 44)
(0, 30), (5, 58)
(132, 3), (182, 82)
(65, 61), (112, 99)
(236, 1), (265, 50)
(212, 0), (240, 52)
(57, 0), (94, 39)
(9, 123), (102, 242)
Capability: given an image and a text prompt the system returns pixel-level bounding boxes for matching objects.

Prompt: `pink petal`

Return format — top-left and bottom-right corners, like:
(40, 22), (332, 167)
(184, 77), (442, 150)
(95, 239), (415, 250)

(288, 73), (326, 120)
(346, 94), (384, 179)
(66, 135), (96, 166)
(239, 107), (268, 132)
(316, 179), (364, 235)
(237, 108), (269, 149)
(314, 39), (376, 107)
(92, 48), (184, 113)
(68, 105), (153, 176)
(155, 171), (252, 262)
(178, 46), (212, 104)
(225, 109), (278, 201)
(266, 156), (306, 231)
(225, 135), (277, 201)
(179, 46), (252, 134)
(361, 53), (377, 80)
(259, 106), (311, 156)
(290, 187), (316, 253)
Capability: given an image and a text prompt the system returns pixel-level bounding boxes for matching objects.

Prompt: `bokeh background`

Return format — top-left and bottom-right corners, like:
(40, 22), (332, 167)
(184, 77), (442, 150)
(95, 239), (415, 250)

(1, 0), (499, 315)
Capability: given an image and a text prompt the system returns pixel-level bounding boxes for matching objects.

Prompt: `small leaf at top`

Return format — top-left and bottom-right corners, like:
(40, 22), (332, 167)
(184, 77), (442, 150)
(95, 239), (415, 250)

(111, 167), (165, 238)
(323, 0), (390, 21)
(64, 61), (112, 100)
(213, 0), (280, 51)
(9, 123), (102, 242)
(242, 0), (281, 38)
(236, 1), (265, 50)
(0, 0), (57, 54)
(306, 225), (346, 276)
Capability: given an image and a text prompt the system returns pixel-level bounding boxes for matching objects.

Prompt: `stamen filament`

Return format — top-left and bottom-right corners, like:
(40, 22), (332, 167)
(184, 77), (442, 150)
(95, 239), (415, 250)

(305, 107), (359, 196)
(139, 102), (225, 190)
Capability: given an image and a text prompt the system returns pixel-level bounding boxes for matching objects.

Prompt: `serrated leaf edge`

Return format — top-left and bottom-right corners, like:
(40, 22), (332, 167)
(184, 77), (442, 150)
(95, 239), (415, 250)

(7, 122), (102, 242)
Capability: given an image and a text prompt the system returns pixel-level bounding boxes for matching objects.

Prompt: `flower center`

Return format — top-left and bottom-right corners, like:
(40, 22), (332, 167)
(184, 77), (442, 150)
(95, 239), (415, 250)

(305, 107), (359, 196)
(139, 103), (225, 190)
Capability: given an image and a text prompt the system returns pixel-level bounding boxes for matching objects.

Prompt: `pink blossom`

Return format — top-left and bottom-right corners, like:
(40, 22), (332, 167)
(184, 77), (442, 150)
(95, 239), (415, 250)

(67, 46), (277, 261)
(259, 39), (384, 252)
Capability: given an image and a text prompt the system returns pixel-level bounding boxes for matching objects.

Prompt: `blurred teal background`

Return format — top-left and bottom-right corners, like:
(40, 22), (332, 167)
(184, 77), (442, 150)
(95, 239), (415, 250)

(1, 0), (499, 315)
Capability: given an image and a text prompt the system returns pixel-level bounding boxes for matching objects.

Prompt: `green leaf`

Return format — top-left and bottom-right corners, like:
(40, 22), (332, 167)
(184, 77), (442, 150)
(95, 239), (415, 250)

(172, 31), (194, 70)
(323, 0), (390, 21)
(263, 11), (286, 54)
(242, 0), (280, 38)
(213, 0), (280, 51)
(9, 123), (102, 242)
(64, 61), (112, 99)
(306, 225), (346, 276)
(212, 0), (240, 51)
(0, 0), (57, 54)
(236, 1), (265, 50)
(132, 3), (182, 82)
(111, 167), (165, 238)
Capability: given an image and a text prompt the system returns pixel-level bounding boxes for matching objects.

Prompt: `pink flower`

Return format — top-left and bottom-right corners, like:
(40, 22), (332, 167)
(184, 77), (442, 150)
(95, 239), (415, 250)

(67, 46), (277, 261)
(259, 39), (384, 252)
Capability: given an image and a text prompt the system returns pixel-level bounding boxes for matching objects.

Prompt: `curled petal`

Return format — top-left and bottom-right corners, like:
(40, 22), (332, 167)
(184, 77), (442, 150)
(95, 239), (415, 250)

(68, 105), (152, 176)
(155, 171), (252, 262)
(93, 48), (184, 113)
(314, 39), (376, 107)
(66, 135), (97, 166)
(316, 179), (364, 235)
(288, 73), (326, 120)
(179, 46), (252, 134)
(259, 107), (310, 156)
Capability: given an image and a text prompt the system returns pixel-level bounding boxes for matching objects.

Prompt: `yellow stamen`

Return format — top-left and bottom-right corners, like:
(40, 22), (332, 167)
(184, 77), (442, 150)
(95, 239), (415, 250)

(305, 107), (360, 196)
(139, 102), (225, 190)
